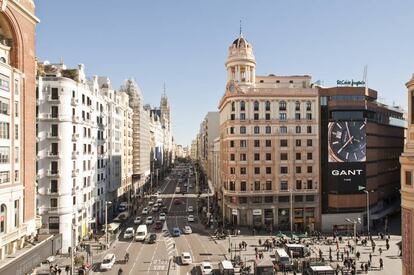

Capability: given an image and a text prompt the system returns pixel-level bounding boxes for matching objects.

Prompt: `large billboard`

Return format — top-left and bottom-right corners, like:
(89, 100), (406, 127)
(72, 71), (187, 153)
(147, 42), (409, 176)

(328, 121), (366, 162)
(327, 121), (366, 194)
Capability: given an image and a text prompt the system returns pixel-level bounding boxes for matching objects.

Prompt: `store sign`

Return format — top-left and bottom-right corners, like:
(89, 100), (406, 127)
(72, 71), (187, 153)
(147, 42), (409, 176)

(331, 169), (363, 176)
(252, 209), (262, 216)
(337, 79), (366, 87)
(232, 209), (238, 216)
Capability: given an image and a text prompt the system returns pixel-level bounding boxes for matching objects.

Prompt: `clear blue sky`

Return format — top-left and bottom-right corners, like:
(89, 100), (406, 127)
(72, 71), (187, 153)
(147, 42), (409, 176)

(36, 0), (414, 146)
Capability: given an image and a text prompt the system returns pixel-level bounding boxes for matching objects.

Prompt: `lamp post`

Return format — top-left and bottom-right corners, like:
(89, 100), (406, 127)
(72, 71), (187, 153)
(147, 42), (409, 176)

(290, 187), (293, 236)
(71, 224), (75, 275)
(358, 186), (374, 236)
(345, 218), (361, 254)
(105, 201), (112, 249)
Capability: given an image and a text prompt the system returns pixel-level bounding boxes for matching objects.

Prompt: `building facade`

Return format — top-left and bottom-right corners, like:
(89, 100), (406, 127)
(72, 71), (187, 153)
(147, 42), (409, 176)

(400, 74), (414, 275)
(0, 0), (39, 260)
(319, 86), (405, 232)
(219, 34), (320, 230)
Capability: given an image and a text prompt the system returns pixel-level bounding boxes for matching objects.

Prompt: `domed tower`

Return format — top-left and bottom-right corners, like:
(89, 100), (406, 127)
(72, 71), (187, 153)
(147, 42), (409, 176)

(225, 32), (256, 87)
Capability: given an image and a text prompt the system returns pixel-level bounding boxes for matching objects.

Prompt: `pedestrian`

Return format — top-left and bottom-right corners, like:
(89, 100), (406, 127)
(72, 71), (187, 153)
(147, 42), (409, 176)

(356, 251), (360, 260)
(379, 247), (382, 255)
(258, 239), (262, 246)
(341, 252), (344, 261)
(336, 251), (339, 261)
(379, 257), (383, 270)
(369, 252), (372, 262)
(364, 263), (368, 273)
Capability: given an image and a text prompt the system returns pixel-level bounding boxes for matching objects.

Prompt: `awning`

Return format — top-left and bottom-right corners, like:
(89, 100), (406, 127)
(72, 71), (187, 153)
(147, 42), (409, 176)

(107, 222), (120, 232)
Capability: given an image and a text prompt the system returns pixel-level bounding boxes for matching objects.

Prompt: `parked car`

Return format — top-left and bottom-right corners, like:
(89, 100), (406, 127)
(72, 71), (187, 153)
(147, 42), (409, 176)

(183, 225), (192, 234)
(187, 215), (195, 222)
(152, 206), (159, 212)
(134, 216), (142, 225)
(201, 261), (213, 274)
(142, 207), (149, 215)
(123, 227), (135, 239)
(159, 212), (166, 221)
(181, 252), (192, 265)
(100, 253), (116, 270)
(161, 206), (169, 213)
(172, 227), (181, 237)
(154, 221), (163, 230)
(187, 206), (194, 212)
(146, 216), (154, 225)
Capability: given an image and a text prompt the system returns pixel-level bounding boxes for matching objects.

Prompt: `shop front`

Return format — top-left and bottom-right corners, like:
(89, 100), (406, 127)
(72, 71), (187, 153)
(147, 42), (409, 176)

(231, 209), (238, 225)
(278, 208), (290, 231)
(264, 209), (274, 231)
(252, 209), (262, 228)
(294, 208), (304, 232)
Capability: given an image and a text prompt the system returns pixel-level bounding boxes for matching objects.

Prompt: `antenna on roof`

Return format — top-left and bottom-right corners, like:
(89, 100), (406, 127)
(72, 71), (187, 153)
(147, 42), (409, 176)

(239, 20), (242, 36)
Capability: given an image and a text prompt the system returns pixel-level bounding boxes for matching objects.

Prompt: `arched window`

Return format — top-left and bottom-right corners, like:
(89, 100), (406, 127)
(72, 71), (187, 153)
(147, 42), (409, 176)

(254, 101), (259, 111)
(240, 101), (245, 111)
(306, 101), (312, 111)
(265, 101), (271, 111)
(0, 204), (6, 234)
(231, 101), (235, 112)
(295, 101), (300, 111)
(279, 101), (287, 111)
(0, 57), (6, 63)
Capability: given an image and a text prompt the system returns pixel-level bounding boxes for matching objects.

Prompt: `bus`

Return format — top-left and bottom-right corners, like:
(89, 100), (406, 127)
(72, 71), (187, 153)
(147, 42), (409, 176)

(218, 260), (234, 275)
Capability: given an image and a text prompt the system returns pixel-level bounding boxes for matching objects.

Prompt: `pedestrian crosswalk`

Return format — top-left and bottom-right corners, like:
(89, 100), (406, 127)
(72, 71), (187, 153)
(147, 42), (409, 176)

(162, 223), (178, 257)
(150, 259), (169, 271)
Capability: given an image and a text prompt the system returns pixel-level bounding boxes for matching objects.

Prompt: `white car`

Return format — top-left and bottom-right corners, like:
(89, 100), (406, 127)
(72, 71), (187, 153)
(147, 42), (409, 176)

(157, 198), (163, 203)
(154, 192), (160, 197)
(187, 206), (194, 213)
(134, 216), (142, 225)
(181, 252), (192, 265)
(148, 201), (155, 206)
(123, 227), (135, 239)
(187, 215), (195, 222)
(201, 261), (213, 274)
(159, 212), (166, 221)
(146, 216), (154, 225)
(152, 206), (159, 212)
(142, 207), (149, 215)
(183, 225), (192, 234)
(101, 253), (116, 270)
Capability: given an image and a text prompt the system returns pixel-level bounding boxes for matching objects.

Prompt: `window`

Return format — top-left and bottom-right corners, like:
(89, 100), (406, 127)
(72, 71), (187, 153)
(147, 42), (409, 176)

(49, 217), (59, 231)
(254, 113), (259, 120)
(265, 101), (271, 111)
(51, 143), (58, 155)
(251, 197), (262, 204)
(266, 167), (271, 174)
(240, 153), (246, 161)
(265, 113), (271, 120)
(254, 140), (260, 147)
(240, 167), (246, 174)
(254, 126), (260, 134)
(296, 166), (301, 173)
(296, 180), (302, 189)
(230, 154), (235, 161)
(306, 101), (312, 111)
(280, 181), (288, 191)
(279, 101), (286, 111)
(307, 153), (313, 160)
(230, 140), (235, 147)
(0, 98), (9, 115)
(50, 198), (58, 208)
(240, 113), (246, 120)
(280, 140), (287, 147)
(50, 180), (58, 193)
(406, 171), (412, 186)
(0, 74), (9, 91)
(51, 161), (58, 174)
(307, 180), (313, 189)
(14, 80), (19, 95)
(265, 126), (271, 134)
(14, 102), (18, 117)
(240, 181), (247, 191)
(51, 124), (58, 137)
(254, 167), (260, 174)
(254, 101), (259, 111)
(296, 153), (301, 160)
(295, 101), (300, 111)
(231, 102), (235, 111)
(14, 147), (18, 163)
(307, 166), (313, 173)
(229, 127), (235, 134)
(295, 113), (301, 120)
(0, 147), (9, 164)
(280, 153), (288, 160)
(280, 167), (288, 174)
(229, 181), (235, 191)
(14, 124), (18, 140)
(239, 197), (247, 204)
(266, 153), (271, 161)
(280, 126), (287, 133)
(254, 181), (260, 190)
(307, 126), (312, 133)
(279, 113), (287, 121)
(265, 140), (271, 147)
(296, 140), (301, 146)
(295, 195), (303, 202)
(306, 113), (312, 120)
(240, 101), (245, 111)
(254, 153), (260, 161)
(0, 122), (9, 139)
(279, 196), (289, 203)
(230, 114), (235, 120)
(264, 196), (273, 203)
(296, 126), (301, 134)
(0, 204), (6, 233)
(306, 195), (315, 202)
(0, 171), (10, 184)
(240, 140), (247, 148)
(51, 106), (59, 118)
(51, 88), (59, 100)
(307, 139), (312, 146)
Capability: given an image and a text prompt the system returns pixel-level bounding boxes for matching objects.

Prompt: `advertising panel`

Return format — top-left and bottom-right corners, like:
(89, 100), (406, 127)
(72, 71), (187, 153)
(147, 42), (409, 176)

(328, 120), (366, 193)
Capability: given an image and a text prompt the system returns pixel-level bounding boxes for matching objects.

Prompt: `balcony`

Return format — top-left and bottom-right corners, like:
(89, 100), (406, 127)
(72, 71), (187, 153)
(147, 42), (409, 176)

(46, 170), (60, 177)
(72, 133), (79, 141)
(46, 133), (61, 140)
(72, 151), (79, 159)
(47, 151), (60, 158)
(71, 98), (79, 106)
(72, 169), (79, 177)
(0, 224), (27, 247)
(48, 96), (61, 103)
(72, 186), (79, 194)
(41, 188), (58, 195)
(72, 115), (80, 123)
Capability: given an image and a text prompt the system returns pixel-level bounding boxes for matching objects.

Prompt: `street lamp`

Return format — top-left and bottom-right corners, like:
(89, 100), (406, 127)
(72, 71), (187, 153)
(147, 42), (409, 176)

(358, 186), (374, 236)
(71, 224), (76, 275)
(345, 218), (361, 254)
(290, 187), (293, 236)
(105, 201), (112, 249)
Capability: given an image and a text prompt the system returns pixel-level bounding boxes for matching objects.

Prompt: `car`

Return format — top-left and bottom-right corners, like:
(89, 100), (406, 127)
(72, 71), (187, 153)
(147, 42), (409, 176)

(154, 192), (160, 197)
(118, 202), (128, 212)
(154, 220), (163, 230)
(172, 227), (181, 237)
(134, 216), (142, 225)
(187, 215), (195, 222)
(159, 212), (166, 221)
(161, 206), (168, 213)
(152, 206), (159, 212)
(173, 199), (183, 205)
(100, 253), (116, 270)
(135, 225), (148, 241)
(183, 225), (192, 234)
(123, 227), (135, 239)
(184, 183), (188, 187)
(157, 198), (163, 203)
(146, 216), (154, 225)
(142, 207), (149, 215)
(181, 252), (192, 265)
(147, 233), (157, 244)
(201, 261), (213, 274)
(187, 206), (194, 213)
(148, 200), (155, 206)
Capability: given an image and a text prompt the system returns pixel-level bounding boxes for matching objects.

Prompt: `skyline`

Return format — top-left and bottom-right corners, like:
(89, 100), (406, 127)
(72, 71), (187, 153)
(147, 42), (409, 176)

(36, 0), (414, 146)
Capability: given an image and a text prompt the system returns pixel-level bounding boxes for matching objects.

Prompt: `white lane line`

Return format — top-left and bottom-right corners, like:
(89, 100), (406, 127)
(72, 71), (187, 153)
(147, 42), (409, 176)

(147, 239), (161, 274)
(128, 241), (145, 275)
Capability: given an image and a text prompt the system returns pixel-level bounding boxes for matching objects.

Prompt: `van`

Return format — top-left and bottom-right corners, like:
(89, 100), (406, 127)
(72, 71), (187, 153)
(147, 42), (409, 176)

(218, 260), (234, 275)
(275, 249), (291, 270)
(135, 225), (148, 241)
(284, 244), (309, 258)
(100, 253), (116, 270)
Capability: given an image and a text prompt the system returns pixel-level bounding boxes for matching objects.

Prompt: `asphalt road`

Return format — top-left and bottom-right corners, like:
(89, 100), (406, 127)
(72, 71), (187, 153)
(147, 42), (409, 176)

(93, 164), (226, 275)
